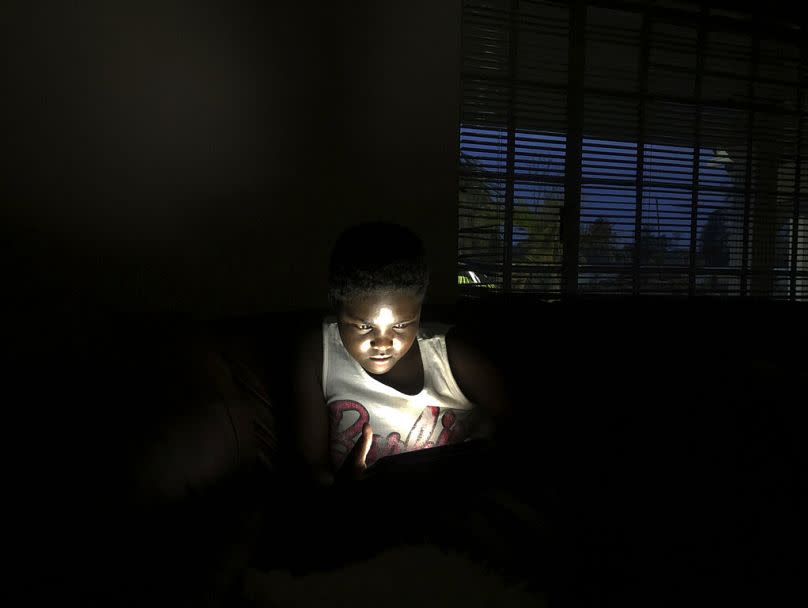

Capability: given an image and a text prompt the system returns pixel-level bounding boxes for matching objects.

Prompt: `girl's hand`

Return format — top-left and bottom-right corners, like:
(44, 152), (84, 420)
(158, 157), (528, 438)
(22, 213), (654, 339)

(336, 423), (373, 482)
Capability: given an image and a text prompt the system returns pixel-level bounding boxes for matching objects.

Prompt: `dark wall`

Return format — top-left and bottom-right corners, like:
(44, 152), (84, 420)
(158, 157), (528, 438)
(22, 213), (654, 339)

(3, 0), (334, 319)
(2, 0), (461, 332)
(333, 0), (462, 307)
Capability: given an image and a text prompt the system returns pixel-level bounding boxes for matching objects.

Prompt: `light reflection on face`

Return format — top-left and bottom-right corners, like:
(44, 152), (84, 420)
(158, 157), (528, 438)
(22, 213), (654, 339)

(337, 292), (422, 375)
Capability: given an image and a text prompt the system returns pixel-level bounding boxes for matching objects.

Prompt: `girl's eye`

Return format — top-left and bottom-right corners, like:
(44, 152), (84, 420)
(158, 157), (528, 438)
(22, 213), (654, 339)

(357, 324), (372, 331)
(393, 324), (406, 330)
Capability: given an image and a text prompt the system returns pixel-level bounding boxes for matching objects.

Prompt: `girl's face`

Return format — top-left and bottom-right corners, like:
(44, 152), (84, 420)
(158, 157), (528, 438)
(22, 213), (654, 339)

(337, 291), (422, 375)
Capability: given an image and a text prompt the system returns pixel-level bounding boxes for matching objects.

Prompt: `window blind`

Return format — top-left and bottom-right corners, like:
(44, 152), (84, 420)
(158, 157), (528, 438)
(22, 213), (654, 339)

(459, 0), (808, 300)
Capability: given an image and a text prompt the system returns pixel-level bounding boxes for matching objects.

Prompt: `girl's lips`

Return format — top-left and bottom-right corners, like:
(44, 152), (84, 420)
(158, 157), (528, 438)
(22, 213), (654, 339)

(370, 356), (392, 361)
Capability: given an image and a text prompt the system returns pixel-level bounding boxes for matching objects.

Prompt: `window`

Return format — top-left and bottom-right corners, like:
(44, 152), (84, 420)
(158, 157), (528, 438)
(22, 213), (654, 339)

(459, 0), (808, 300)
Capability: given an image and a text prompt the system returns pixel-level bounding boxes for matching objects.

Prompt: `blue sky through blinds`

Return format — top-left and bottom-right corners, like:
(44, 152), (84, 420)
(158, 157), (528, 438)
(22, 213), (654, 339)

(460, 125), (736, 249)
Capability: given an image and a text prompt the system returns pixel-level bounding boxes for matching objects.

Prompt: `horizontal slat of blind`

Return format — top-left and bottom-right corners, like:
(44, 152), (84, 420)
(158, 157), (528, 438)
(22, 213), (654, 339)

(584, 7), (641, 93)
(517, 0), (569, 85)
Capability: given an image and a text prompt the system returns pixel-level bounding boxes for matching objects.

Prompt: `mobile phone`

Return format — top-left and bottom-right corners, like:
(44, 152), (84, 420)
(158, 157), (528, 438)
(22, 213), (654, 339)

(365, 438), (494, 478)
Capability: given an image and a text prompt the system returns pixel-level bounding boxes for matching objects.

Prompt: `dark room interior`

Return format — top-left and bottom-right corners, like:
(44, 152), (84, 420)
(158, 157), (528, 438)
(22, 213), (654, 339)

(3, 1), (807, 606)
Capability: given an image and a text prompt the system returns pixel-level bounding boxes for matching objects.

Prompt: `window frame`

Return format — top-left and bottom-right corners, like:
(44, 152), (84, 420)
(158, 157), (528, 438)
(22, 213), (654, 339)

(459, 0), (808, 301)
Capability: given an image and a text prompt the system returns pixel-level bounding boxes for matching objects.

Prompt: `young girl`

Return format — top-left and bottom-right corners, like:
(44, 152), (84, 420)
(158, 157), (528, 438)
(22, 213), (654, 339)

(292, 222), (510, 486)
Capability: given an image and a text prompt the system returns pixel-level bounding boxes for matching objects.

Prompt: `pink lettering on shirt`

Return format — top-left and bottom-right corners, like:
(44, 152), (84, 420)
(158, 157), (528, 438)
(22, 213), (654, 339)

(328, 400), (472, 469)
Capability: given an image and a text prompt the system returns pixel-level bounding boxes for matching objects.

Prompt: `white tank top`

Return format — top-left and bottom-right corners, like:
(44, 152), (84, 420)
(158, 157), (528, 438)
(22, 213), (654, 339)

(322, 320), (481, 470)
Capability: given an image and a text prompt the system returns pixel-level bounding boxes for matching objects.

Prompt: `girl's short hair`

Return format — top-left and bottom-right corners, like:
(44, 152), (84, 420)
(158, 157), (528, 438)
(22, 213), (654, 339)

(327, 222), (430, 308)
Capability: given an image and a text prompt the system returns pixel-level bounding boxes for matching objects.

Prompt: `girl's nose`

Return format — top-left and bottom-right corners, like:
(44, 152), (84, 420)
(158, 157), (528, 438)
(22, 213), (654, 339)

(371, 334), (393, 349)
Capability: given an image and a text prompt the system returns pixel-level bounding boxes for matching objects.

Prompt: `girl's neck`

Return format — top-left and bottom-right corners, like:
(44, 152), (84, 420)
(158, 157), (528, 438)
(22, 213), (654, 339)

(367, 339), (424, 396)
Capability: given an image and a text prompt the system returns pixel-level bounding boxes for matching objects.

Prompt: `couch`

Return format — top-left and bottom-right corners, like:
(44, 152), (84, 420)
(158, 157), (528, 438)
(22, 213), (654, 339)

(14, 297), (806, 606)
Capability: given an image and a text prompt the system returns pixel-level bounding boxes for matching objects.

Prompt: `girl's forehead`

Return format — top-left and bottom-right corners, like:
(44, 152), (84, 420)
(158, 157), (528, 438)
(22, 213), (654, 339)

(340, 293), (422, 321)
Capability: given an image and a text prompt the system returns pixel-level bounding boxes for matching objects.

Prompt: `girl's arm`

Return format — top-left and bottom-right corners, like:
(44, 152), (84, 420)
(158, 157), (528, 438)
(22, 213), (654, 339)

(292, 326), (373, 486)
(292, 327), (334, 486)
(445, 326), (513, 429)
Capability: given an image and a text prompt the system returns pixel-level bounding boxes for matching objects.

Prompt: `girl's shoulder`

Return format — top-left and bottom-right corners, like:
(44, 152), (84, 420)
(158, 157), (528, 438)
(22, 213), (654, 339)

(295, 321), (327, 387)
(417, 321), (452, 341)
